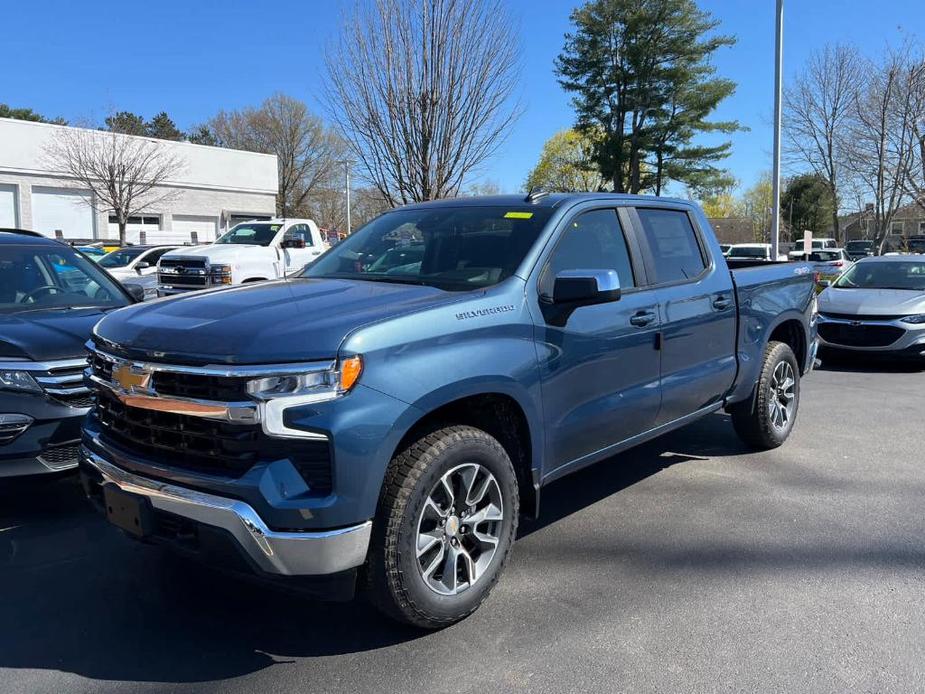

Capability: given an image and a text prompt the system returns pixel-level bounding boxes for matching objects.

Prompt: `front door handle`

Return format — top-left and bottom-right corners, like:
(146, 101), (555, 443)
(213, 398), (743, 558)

(630, 310), (657, 327)
(713, 295), (732, 311)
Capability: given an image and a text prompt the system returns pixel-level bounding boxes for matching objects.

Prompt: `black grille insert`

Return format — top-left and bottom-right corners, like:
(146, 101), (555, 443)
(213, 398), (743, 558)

(818, 323), (905, 347)
(93, 390), (332, 494)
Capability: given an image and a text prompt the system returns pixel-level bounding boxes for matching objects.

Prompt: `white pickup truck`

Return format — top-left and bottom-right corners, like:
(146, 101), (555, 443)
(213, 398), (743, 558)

(156, 218), (328, 296)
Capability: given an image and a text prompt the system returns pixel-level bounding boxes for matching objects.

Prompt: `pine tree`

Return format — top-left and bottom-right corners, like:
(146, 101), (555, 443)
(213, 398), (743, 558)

(555, 0), (740, 195)
(146, 112), (183, 141)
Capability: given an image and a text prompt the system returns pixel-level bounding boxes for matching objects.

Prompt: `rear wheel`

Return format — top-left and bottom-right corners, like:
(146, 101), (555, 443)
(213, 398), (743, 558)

(366, 425), (519, 629)
(730, 341), (800, 449)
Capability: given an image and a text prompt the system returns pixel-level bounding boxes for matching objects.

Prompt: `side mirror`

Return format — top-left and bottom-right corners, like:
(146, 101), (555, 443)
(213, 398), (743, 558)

(818, 279), (833, 288)
(134, 261), (151, 273)
(552, 269), (621, 306)
(124, 283), (146, 302)
(281, 238), (306, 249)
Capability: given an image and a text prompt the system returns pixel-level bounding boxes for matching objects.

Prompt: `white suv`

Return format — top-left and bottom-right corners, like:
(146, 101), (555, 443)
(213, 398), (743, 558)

(157, 219), (328, 296)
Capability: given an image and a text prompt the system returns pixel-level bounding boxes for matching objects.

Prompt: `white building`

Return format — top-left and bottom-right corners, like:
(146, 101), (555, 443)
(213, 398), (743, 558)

(0, 117), (278, 244)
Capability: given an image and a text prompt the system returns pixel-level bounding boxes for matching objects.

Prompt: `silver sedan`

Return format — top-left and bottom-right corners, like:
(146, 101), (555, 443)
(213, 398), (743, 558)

(817, 256), (925, 357)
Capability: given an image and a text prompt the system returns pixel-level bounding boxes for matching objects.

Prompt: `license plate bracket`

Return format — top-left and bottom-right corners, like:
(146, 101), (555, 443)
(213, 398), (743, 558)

(103, 484), (154, 538)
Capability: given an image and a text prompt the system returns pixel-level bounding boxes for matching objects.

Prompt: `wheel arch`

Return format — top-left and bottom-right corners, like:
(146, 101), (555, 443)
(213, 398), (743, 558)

(391, 389), (541, 519)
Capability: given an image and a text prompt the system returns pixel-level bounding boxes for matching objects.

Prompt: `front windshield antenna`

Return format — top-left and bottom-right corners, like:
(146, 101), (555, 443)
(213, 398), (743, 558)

(524, 188), (549, 204)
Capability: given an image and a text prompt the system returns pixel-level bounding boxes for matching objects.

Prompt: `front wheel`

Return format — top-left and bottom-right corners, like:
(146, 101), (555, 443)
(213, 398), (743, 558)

(366, 425), (519, 629)
(730, 341), (801, 449)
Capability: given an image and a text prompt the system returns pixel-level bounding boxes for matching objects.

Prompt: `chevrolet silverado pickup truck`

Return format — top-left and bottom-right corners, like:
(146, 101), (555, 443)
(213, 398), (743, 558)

(156, 218), (328, 296)
(80, 194), (817, 628)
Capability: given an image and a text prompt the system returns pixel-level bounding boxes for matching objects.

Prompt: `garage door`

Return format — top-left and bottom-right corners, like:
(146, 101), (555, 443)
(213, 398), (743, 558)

(173, 215), (219, 243)
(32, 187), (95, 239)
(0, 185), (16, 228)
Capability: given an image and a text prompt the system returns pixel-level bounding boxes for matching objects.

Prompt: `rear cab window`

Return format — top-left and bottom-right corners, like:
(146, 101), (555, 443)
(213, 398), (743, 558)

(635, 208), (706, 284)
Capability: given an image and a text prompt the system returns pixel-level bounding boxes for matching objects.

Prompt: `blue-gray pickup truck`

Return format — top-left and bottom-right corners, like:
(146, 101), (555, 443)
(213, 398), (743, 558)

(80, 193), (817, 628)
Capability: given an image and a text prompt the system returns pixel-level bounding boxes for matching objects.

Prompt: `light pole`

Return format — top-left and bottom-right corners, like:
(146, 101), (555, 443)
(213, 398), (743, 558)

(770, 0), (784, 260)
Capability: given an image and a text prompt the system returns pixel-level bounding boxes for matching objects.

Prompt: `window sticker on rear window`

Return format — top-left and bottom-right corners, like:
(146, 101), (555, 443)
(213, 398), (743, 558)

(504, 211), (534, 219)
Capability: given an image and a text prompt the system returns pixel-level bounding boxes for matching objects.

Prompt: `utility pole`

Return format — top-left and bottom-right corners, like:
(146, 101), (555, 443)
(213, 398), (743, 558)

(770, 0), (784, 260)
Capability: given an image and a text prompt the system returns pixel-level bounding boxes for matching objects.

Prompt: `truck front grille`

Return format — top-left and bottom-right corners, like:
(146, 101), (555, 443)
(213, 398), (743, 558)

(89, 352), (250, 401)
(93, 390), (332, 494)
(158, 258), (210, 289)
(818, 323), (905, 347)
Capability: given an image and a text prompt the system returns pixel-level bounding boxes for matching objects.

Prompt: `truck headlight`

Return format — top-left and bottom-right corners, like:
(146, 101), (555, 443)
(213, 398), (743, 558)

(210, 264), (233, 285)
(246, 356), (363, 402)
(901, 314), (925, 324)
(0, 370), (42, 394)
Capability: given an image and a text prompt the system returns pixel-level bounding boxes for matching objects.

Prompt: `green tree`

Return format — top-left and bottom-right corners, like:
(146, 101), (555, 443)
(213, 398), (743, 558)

(186, 124), (218, 146)
(0, 104), (67, 124)
(699, 189), (742, 218)
(105, 111), (147, 136)
(146, 112), (183, 140)
(741, 172), (775, 242)
(555, 0), (740, 195)
(781, 173), (835, 236)
(524, 129), (609, 193)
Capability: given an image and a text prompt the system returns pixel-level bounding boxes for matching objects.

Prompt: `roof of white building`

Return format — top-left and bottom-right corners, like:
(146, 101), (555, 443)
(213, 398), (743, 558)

(0, 117), (278, 195)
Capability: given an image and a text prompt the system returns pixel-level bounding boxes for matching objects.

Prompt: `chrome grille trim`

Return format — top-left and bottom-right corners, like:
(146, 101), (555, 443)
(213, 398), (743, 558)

(86, 347), (330, 440)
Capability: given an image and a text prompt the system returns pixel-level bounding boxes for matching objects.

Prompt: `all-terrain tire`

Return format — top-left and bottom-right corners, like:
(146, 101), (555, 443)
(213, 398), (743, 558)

(366, 425), (519, 629)
(730, 341), (801, 449)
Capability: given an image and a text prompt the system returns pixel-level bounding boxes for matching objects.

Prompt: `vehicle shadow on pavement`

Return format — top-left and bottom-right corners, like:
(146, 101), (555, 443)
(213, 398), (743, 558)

(0, 477), (424, 684)
(0, 413), (747, 684)
(518, 412), (749, 539)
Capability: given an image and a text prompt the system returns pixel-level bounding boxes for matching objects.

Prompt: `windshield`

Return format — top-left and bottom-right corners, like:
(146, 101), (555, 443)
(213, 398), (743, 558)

(0, 245), (130, 313)
(834, 260), (925, 290)
(98, 248), (145, 268)
(728, 246), (767, 258)
(215, 223), (281, 247)
(846, 241), (872, 251)
(809, 251), (842, 262)
(303, 206), (554, 290)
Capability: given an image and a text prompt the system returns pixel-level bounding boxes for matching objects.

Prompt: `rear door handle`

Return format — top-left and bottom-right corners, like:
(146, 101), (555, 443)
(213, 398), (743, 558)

(630, 310), (657, 327)
(713, 295), (732, 311)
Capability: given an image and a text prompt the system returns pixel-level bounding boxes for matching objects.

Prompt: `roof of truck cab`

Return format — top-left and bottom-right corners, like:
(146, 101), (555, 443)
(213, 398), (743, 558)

(0, 229), (58, 245)
(397, 193), (695, 210)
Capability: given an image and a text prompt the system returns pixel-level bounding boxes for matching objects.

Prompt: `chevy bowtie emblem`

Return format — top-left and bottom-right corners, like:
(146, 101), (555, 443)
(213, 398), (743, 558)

(112, 363), (152, 392)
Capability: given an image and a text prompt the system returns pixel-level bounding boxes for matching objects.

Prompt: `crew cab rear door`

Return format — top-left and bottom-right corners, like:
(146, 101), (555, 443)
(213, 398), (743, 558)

(629, 205), (737, 425)
(530, 205), (662, 474)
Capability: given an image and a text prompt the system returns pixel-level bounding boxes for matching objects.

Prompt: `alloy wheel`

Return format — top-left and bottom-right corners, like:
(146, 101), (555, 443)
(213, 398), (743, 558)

(415, 463), (504, 596)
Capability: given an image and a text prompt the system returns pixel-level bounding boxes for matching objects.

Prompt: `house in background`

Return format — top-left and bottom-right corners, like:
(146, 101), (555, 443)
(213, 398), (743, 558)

(708, 217), (755, 245)
(840, 202), (925, 243)
(0, 117), (278, 244)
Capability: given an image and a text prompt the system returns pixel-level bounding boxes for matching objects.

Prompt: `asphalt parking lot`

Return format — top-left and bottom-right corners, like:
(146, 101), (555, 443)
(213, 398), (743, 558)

(2, 359), (924, 693)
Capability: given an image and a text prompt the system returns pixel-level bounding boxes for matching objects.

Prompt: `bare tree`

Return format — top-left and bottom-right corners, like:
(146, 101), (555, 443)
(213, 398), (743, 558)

(209, 94), (342, 217)
(323, 0), (521, 206)
(44, 126), (183, 245)
(843, 47), (920, 252)
(896, 51), (925, 215)
(784, 44), (863, 243)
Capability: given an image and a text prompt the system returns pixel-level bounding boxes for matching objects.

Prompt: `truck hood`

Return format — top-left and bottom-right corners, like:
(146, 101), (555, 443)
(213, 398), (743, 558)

(819, 287), (925, 316)
(92, 278), (466, 364)
(163, 244), (264, 264)
(0, 308), (111, 361)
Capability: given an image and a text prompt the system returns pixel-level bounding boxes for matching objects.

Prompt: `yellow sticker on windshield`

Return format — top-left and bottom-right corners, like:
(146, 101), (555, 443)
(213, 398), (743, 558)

(504, 211), (534, 219)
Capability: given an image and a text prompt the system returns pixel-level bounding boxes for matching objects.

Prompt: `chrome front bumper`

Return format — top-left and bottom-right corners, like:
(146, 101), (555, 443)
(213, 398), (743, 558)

(81, 448), (372, 576)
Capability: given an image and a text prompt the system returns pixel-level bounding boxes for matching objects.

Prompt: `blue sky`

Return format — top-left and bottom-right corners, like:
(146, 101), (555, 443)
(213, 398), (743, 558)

(5, 0), (923, 195)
